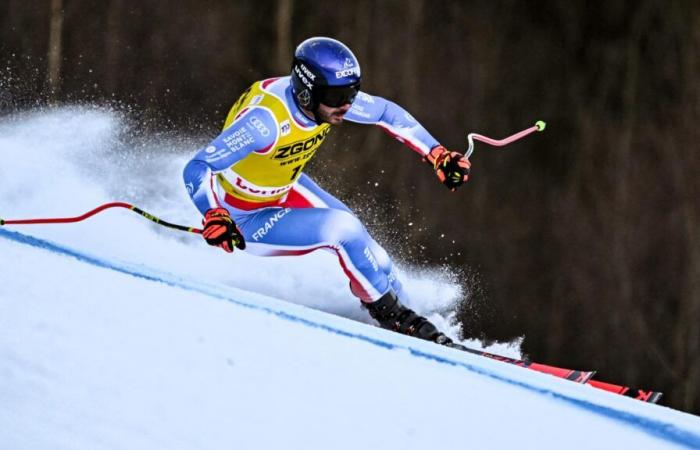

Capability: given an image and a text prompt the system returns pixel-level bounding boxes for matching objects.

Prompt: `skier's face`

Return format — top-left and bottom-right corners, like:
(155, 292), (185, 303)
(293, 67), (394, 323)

(316, 102), (352, 125)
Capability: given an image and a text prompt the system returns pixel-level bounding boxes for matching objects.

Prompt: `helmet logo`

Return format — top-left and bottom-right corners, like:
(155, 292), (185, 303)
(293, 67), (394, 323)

(335, 67), (359, 78)
(297, 89), (312, 107)
(299, 63), (316, 80)
(336, 58), (359, 78)
(294, 65), (314, 90)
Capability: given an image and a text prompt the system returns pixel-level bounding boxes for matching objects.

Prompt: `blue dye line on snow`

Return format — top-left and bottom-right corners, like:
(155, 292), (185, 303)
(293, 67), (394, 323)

(2, 227), (700, 449)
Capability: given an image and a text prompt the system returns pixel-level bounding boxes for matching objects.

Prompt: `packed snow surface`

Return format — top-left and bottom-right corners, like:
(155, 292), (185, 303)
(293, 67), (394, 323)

(2, 108), (700, 449)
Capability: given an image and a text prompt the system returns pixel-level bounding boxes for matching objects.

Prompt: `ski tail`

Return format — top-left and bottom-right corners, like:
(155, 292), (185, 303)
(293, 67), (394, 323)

(587, 379), (663, 404)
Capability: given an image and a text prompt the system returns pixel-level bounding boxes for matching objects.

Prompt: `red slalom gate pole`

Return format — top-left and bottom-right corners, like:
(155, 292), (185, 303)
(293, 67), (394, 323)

(0, 202), (202, 235)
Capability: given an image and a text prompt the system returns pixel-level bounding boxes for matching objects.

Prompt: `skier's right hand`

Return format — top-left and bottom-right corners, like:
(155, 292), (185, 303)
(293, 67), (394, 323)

(202, 207), (246, 253)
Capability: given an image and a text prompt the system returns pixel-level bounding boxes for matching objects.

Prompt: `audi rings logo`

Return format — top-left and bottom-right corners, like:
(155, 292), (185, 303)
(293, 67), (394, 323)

(248, 116), (270, 137)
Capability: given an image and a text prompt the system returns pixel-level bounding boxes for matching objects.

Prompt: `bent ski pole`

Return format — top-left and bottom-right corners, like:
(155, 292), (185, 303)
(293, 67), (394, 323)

(466, 120), (546, 158)
(0, 202), (202, 235)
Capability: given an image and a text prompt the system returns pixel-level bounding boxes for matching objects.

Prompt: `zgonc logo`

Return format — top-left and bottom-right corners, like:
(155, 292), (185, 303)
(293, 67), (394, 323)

(273, 128), (330, 160)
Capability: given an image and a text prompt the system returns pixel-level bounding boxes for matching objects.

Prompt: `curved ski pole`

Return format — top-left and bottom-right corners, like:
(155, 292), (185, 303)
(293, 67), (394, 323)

(0, 202), (202, 235)
(466, 120), (546, 159)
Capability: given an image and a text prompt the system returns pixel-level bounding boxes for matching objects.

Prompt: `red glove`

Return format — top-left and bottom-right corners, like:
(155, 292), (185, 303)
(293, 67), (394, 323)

(202, 208), (246, 253)
(425, 145), (471, 191)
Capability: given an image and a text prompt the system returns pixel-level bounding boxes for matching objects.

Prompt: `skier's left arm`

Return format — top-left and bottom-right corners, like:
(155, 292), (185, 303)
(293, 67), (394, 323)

(345, 92), (471, 190)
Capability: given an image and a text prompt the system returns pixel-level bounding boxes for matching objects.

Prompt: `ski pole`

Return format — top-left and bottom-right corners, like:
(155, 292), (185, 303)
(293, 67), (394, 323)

(0, 202), (202, 235)
(466, 120), (546, 158)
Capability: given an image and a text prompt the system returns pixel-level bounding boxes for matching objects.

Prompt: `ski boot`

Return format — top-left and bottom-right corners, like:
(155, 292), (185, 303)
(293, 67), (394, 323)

(364, 291), (466, 350)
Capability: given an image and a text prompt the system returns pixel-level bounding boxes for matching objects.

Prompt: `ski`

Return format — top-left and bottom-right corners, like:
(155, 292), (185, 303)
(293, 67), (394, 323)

(457, 345), (595, 383)
(452, 344), (662, 403)
(587, 379), (663, 404)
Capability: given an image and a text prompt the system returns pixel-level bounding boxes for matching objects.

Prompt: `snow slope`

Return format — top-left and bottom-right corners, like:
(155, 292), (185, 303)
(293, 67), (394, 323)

(2, 108), (700, 449)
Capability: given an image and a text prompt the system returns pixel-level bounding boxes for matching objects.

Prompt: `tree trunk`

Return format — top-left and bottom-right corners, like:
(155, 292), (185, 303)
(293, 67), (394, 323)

(47, 0), (64, 101)
(275, 0), (293, 75)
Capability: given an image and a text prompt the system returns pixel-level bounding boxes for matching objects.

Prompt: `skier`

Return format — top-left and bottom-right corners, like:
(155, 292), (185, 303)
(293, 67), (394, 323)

(183, 37), (471, 348)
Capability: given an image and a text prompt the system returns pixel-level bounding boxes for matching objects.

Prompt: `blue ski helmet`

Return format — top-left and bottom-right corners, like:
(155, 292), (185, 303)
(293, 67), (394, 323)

(290, 37), (361, 112)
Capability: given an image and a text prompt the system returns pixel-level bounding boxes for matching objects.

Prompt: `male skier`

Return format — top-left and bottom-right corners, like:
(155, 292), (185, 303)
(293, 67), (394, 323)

(183, 37), (471, 348)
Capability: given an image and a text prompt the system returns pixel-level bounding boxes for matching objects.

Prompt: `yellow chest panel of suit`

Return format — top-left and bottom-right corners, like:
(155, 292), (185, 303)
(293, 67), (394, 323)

(218, 80), (331, 203)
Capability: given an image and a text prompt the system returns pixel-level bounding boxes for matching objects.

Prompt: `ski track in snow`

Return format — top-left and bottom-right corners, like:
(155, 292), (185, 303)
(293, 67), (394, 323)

(2, 107), (700, 450)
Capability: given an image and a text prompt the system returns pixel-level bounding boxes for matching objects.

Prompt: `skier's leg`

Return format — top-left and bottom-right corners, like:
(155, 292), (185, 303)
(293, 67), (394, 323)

(365, 238), (406, 302)
(232, 205), (391, 301)
(231, 204), (454, 345)
(288, 173), (406, 299)
(279, 176), (454, 346)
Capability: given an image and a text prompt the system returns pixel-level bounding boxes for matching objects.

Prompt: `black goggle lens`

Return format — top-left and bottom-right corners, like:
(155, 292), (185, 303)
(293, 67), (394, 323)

(317, 84), (360, 107)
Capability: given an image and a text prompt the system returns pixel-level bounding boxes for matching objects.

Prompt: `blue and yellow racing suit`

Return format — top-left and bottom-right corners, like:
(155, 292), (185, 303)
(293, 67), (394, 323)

(183, 76), (440, 302)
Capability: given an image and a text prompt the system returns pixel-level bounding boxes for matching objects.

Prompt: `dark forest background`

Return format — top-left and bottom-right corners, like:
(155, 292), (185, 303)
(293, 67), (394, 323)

(2, 0), (699, 414)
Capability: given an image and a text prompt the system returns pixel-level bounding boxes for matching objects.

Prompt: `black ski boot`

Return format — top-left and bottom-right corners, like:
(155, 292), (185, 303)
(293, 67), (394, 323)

(364, 291), (462, 349)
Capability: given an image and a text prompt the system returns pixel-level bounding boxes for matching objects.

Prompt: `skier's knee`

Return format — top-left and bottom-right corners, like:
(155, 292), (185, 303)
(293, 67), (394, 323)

(321, 210), (366, 245)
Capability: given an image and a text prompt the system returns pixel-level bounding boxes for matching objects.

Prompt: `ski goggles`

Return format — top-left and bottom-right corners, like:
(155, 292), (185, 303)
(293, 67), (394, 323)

(316, 83), (361, 107)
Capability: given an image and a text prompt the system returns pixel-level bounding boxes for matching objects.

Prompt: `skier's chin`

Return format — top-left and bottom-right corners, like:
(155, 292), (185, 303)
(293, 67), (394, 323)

(328, 114), (345, 124)
(316, 103), (350, 125)
(320, 113), (345, 125)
